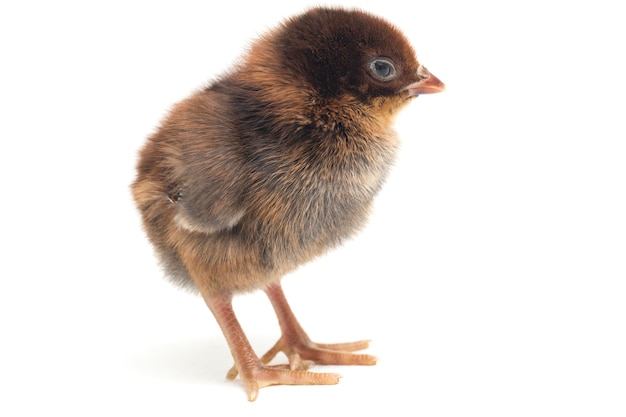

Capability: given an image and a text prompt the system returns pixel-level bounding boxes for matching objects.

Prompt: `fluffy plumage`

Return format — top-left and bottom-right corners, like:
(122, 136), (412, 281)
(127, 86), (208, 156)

(132, 7), (444, 401)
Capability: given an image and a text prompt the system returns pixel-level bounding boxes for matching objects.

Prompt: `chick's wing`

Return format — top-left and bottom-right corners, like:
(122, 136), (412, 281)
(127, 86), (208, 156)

(163, 90), (250, 234)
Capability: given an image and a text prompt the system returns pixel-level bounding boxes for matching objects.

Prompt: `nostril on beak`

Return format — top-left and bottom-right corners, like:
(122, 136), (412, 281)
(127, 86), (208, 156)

(417, 65), (431, 80)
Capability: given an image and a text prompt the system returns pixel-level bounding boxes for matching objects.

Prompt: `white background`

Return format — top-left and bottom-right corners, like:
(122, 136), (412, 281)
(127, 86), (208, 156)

(1, 0), (624, 415)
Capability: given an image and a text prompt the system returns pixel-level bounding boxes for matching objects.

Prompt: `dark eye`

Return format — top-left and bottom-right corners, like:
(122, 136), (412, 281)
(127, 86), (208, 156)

(369, 58), (397, 81)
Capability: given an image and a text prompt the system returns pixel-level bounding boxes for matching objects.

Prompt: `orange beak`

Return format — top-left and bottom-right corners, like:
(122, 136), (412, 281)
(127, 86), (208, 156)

(404, 65), (445, 97)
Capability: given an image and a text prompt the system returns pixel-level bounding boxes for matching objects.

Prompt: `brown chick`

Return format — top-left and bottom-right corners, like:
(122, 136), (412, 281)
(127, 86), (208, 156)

(132, 7), (444, 401)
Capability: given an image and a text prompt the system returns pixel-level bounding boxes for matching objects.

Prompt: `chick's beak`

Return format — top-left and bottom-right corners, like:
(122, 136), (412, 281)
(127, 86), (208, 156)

(404, 65), (445, 97)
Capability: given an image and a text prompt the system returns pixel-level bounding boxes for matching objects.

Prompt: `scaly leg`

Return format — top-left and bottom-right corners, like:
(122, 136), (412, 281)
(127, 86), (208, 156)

(228, 282), (376, 378)
(202, 290), (340, 401)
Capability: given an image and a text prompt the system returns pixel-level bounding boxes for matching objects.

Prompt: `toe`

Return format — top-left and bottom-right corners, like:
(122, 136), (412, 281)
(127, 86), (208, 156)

(316, 339), (371, 352)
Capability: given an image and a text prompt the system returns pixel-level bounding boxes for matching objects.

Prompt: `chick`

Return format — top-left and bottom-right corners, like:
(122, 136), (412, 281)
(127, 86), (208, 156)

(132, 7), (444, 401)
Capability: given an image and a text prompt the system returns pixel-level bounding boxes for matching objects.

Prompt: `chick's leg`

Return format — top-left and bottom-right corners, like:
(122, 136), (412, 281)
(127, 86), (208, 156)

(202, 290), (340, 401)
(260, 282), (377, 370)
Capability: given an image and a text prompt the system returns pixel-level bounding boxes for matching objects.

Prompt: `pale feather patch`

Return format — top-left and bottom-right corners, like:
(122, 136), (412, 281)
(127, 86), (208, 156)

(173, 209), (244, 234)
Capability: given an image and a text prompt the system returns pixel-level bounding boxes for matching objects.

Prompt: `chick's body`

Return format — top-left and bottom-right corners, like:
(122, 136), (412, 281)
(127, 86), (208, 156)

(132, 7), (444, 401)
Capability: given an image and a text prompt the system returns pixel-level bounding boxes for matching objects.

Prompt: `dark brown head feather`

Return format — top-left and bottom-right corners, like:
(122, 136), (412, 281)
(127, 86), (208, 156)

(269, 8), (420, 99)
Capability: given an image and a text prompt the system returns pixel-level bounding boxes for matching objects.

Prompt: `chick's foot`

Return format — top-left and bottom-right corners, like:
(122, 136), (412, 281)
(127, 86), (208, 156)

(263, 335), (376, 370)
(233, 363), (341, 402)
(264, 281), (377, 368)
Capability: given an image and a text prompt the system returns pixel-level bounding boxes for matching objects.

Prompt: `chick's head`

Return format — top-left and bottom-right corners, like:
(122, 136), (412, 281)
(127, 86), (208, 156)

(273, 8), (443, 105)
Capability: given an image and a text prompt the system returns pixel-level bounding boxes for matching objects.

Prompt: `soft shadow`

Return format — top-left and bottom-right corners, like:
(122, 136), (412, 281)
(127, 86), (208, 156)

(125, 338), (234, 384)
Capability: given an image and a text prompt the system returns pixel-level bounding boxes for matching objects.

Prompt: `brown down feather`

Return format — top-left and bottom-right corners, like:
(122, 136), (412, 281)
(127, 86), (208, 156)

(132, 7), (426, 295)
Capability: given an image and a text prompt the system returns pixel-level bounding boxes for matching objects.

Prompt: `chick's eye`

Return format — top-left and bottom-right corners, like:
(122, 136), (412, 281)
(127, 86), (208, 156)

(369, 58), (397, 81)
